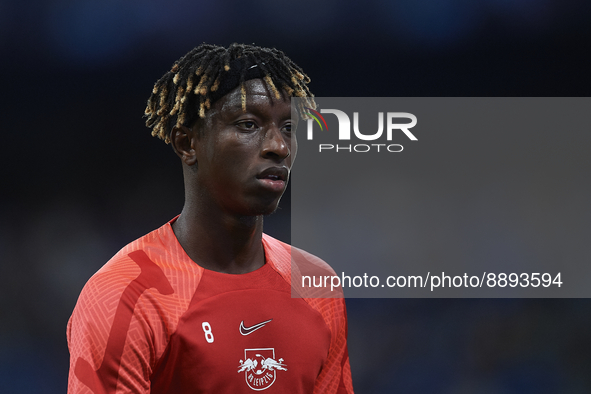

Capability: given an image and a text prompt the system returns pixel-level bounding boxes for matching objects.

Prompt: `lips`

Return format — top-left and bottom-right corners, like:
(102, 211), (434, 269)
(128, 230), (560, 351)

(257, 167), (288, 182)
(256, 167), (289, 192)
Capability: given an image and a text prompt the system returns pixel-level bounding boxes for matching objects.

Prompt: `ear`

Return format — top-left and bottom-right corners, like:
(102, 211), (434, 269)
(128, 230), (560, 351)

(170, 125), (198, 166)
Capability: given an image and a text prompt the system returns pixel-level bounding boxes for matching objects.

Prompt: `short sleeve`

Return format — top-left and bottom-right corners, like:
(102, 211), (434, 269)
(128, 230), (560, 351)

(67, 250), (174, 394)
(313, 297), (354, 394)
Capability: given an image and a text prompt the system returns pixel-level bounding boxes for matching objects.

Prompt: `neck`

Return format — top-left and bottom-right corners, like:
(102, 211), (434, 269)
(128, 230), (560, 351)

(172, 203), (266, 274)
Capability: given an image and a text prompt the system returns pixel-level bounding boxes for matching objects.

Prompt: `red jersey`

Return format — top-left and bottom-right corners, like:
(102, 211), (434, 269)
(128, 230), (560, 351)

(67, 219), (353, 393)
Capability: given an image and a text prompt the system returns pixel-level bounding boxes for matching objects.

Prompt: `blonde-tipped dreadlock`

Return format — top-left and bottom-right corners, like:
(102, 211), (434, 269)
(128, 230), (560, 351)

(145, 43), (316, 143)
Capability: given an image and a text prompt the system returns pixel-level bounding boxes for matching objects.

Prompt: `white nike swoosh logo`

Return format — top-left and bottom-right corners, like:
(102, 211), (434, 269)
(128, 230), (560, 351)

(240, 319), (272, 335)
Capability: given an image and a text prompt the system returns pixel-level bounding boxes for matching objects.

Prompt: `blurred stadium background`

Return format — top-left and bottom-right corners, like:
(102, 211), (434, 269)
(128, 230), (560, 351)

(1, 0), (590, 392)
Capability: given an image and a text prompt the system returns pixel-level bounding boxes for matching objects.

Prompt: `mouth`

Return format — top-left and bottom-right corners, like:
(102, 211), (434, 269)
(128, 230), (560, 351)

(256, 167), (289, 192)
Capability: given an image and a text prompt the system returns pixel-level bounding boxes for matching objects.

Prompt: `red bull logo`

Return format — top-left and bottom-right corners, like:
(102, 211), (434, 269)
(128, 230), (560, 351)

(238, 348), (287, 390)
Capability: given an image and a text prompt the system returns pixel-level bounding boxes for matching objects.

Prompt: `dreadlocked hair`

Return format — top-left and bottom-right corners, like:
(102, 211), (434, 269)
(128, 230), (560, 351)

(145, 43), (316, 143)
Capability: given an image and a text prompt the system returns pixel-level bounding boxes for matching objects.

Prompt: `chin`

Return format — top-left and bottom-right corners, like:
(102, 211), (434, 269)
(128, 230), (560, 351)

(255, 202), (282, 216)
(245, 197), (283, 217)
(262, 204), (281, 216)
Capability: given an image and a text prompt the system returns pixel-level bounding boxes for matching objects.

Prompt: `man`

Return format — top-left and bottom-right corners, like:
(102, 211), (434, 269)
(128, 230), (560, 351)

(67, 43), (353, 393)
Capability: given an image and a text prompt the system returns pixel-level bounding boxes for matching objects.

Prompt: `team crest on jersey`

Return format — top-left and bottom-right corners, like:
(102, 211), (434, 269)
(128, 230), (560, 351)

(238, 348), (287, 390)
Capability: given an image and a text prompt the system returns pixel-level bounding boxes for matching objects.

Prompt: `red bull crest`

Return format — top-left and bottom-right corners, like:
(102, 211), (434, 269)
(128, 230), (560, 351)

(237, 348), (287, 390)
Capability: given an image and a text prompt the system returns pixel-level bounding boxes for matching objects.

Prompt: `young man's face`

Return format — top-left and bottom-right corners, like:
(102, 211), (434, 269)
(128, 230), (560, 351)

(192, 78), (297, 216)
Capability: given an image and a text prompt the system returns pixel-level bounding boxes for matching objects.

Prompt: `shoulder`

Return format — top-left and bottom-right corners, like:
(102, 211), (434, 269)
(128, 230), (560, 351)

(261, 235), (348, 367)
(87, 220), (200, 292)
(262, 233), (337, 275)
(262, 233), (344, 299)
(67, 223), (181, 393)
(262, 233), (336, 273)
(70, 224), (175, 327)
(69, 220), (202, 339)
(86, 224), (172, 292)
(68, 221), (203, 387)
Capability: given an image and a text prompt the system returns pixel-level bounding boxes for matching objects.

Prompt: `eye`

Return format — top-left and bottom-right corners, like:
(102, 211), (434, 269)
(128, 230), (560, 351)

(282, 122), (293, 134)
(236, 120), (258, 131)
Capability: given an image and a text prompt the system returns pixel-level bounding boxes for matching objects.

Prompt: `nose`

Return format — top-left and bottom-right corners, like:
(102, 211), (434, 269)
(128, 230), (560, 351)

(261, 127), (290, 161)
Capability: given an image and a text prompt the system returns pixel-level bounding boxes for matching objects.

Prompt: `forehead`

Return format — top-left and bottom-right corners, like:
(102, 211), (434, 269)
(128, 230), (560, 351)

(214, 78), (290, 115)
